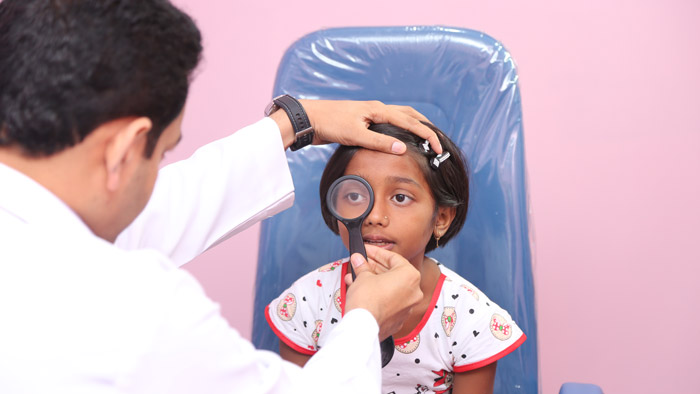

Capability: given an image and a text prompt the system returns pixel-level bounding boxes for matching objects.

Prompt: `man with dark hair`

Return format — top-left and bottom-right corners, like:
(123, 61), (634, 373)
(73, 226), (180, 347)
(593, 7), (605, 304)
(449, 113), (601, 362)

(0, 0), (443, 392)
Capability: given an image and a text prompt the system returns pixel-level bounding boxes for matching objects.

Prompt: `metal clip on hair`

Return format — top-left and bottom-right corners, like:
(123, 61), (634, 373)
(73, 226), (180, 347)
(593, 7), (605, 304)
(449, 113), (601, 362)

(421, 140), (431, 153)
(422, 140), (451, 170)
(431, 152), (451, 169)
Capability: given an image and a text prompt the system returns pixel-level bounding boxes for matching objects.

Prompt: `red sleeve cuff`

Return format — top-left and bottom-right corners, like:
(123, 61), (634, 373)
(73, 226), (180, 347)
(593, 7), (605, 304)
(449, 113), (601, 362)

(453, 333), (527, 372)
(264, 304), (316, 356)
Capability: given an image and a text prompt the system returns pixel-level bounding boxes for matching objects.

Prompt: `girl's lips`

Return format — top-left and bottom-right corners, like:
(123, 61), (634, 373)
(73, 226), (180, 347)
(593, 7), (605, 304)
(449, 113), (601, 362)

(363, 237), (395, 250)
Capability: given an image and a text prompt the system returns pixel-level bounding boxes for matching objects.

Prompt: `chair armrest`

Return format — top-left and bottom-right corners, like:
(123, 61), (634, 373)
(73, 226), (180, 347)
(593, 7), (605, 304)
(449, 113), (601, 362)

(559, 382), (604, 394)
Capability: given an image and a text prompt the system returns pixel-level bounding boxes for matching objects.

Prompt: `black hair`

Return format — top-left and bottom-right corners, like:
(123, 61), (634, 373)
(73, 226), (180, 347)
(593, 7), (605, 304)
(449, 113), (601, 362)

(319, 122), (470, 253)
(0, 0), (202, 157)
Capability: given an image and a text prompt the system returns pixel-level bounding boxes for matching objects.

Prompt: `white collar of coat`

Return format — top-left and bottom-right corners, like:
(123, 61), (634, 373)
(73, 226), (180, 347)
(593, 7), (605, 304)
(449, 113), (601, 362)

(0, 162), (93, 237)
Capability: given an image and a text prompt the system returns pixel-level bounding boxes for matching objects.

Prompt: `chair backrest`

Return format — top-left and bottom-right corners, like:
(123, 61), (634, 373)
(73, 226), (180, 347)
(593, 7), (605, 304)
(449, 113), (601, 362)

(252, 26), (538, 394)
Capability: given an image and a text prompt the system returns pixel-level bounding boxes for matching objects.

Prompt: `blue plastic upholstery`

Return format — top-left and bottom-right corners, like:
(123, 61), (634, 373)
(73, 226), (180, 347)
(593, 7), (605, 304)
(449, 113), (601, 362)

(252, 26), (538, 393)
(559, 383), (604, 394)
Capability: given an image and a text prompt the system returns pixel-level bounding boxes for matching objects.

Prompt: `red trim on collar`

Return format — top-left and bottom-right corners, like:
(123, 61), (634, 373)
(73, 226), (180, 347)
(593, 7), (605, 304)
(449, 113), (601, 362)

(394, 273), (447, 344)
(340, 261), (348, 316)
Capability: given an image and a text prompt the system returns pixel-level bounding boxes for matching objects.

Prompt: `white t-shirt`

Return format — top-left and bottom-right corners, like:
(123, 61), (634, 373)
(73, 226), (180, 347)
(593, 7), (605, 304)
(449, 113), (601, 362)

(266, 258), (526, 393)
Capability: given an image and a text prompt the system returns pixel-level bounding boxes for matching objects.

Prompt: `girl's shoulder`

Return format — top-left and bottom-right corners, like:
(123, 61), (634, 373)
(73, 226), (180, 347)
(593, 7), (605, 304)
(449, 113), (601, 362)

(433, 259), (518, 326)
(434, 260), (489, 304)
(289, 257), (349, 290)
(265, 258), (350, 355)
(315, 258), (349, 274)
(428, 259), (526, 374)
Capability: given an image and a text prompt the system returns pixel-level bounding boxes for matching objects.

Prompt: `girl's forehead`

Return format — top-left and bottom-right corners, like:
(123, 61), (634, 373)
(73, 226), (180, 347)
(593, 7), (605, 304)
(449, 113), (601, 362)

(344, 149), (427, 184)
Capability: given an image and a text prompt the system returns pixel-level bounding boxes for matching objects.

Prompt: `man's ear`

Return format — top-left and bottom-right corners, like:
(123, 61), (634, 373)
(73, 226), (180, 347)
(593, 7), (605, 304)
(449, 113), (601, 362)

(104, 117), (152, 191)
(434, 206), (456, 238)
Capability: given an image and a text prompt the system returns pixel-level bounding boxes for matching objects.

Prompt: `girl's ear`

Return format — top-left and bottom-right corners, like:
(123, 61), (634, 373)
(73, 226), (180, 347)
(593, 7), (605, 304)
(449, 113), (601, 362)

(434, 206), (456, 238)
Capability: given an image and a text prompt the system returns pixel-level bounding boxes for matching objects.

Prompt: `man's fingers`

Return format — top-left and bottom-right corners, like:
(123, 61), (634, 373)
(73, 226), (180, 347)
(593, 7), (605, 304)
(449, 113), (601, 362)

(344, 272), (354, 286)
(340, 124), (405, 154)
(344, 247), (423, 339)
(365, 244), (409, 270)
(350, 253), (372, 276)
(300, 99), (441, 154)
(365, 103), (443, 154)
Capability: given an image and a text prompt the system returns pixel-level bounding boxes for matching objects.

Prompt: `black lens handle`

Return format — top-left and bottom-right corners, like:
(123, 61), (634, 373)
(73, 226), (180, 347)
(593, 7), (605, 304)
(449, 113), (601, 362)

(326, 175), (395, 367)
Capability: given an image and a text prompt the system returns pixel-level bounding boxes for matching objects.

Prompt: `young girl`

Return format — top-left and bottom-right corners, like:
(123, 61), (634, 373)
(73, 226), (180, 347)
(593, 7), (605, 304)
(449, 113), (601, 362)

(265, 123), (526, 393)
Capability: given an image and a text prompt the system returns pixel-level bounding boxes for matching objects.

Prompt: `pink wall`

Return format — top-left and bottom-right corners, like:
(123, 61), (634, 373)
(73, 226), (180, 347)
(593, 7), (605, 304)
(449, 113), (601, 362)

(168, 1), (700, 393)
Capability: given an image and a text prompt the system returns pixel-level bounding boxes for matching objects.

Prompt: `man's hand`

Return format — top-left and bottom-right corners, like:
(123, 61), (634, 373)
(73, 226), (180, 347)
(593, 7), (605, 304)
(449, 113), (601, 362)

(343, 245), (423, 341)
(271, 99), (443, 154)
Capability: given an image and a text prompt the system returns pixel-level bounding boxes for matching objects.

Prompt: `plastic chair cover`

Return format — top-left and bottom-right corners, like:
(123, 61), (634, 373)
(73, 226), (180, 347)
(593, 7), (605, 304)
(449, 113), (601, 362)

(252, 26), (538, 394)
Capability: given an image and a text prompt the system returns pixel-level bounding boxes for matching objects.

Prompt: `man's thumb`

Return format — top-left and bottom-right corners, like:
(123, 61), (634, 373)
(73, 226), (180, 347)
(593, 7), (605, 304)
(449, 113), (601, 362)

(350, 253), (370, 275)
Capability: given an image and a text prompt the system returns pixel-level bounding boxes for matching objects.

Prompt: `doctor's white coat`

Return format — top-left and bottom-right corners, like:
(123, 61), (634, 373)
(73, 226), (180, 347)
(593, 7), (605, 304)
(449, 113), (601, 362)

(0, 118), (382, 393)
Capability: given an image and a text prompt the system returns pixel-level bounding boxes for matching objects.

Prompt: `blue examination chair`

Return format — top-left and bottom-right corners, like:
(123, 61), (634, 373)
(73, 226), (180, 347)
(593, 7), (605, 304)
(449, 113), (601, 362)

(251, 26), (601, 394)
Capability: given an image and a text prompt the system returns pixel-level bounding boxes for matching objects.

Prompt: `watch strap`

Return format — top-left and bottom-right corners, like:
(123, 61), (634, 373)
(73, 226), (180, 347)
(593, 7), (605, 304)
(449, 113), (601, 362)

(268, 94), (314, 151)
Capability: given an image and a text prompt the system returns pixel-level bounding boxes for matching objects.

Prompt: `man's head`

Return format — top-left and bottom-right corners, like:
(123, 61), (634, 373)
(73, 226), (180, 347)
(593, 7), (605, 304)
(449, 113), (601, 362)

(0, 0), (202, 157)
(0, 0), (202, 241)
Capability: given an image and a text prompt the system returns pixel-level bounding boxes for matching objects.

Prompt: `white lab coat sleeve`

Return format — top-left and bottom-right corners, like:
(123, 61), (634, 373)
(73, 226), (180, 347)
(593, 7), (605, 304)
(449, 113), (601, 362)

(300, 309), (382, 393)
(129, 267), (382, 394)
(115, 117), (295, 267)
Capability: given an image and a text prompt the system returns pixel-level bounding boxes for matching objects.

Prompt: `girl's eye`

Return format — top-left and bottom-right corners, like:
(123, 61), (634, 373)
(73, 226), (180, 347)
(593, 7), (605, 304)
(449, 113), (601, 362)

(344, 192), (367, 204)
(391, 194), (412, 204)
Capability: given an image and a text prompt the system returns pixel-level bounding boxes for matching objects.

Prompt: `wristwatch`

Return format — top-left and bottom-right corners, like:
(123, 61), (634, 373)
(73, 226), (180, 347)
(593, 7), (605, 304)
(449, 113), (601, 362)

(264, 94), (314, 151)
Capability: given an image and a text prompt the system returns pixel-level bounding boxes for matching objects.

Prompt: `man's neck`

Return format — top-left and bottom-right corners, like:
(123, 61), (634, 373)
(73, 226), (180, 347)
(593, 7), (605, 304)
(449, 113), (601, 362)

(0, 144), (106, 239)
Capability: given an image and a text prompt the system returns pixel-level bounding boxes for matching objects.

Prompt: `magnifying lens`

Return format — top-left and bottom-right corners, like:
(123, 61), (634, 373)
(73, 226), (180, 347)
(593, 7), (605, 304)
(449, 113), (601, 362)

(326, 175), (395, 367)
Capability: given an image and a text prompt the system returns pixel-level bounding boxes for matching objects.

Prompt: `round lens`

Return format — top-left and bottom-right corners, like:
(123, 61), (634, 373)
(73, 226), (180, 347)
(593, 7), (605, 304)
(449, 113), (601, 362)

(328, 178), (372, 220)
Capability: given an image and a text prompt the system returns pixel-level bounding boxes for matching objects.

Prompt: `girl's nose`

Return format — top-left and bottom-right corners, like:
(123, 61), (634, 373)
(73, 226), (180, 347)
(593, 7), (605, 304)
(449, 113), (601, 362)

(365, 205), (389, 226)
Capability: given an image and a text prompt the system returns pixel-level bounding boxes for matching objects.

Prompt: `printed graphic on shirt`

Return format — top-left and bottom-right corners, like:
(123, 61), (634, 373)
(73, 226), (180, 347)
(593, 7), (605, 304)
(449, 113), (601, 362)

(432, 369), (454, 394)
(490, 313), (513, 341)
(442, 307), (457, 337)
(460, 283), (479, 300)
(318, 260), (342, 272)
(277, 293), (296, 321)
(312, 320), (324, 345)
(334, 288), (342, 312)
(395, 334), (421, 354)
(414, 383), (430, 393)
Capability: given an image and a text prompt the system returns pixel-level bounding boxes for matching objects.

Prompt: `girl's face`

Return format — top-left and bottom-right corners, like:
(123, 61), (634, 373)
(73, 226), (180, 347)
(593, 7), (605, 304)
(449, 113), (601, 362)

(339, 149), (454, 267)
